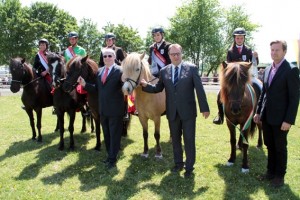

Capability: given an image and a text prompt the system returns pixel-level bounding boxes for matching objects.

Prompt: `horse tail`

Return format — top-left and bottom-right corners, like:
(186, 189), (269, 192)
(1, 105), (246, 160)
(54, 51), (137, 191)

(249, 119), (257, 138)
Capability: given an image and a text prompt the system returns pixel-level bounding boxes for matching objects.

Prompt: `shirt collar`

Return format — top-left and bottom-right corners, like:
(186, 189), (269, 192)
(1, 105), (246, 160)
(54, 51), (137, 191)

(272, 58), (285, 70)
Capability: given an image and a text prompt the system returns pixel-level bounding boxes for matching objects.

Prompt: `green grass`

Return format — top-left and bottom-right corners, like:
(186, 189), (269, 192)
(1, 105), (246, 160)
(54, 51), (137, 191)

(0, 93), (299, 200)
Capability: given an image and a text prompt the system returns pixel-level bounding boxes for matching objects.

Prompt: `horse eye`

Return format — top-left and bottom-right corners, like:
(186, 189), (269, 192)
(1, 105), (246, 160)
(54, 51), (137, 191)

(135, 68), (140, 72)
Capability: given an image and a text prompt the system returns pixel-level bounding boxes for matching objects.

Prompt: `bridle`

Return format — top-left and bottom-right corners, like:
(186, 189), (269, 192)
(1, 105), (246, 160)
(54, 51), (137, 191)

(123, 61), (143, 89)
(11, 62), (41, 88)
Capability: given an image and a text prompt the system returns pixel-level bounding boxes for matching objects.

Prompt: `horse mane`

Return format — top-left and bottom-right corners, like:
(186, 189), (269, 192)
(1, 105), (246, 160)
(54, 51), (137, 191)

(220, 62), (250, 104)
(122, 52), (153, 81)
(86, 58), (99, 75)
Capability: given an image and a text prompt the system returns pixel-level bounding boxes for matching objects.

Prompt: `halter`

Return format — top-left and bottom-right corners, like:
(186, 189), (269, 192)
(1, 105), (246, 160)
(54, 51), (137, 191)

(11, 62), (41, 88)
(124, 61), (143, 89)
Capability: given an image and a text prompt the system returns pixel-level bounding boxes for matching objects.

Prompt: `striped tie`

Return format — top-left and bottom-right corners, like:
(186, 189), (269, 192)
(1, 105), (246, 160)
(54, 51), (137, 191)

(174, 66), (178, 85)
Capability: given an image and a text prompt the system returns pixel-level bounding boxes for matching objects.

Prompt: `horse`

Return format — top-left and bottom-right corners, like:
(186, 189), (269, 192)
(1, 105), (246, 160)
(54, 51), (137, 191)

(60, 55), (102, 151)
(219, 61), (262, 173)
(47, 53), (91, 150)
(121, 52), (166, 158)
(9, 57), (54, 142)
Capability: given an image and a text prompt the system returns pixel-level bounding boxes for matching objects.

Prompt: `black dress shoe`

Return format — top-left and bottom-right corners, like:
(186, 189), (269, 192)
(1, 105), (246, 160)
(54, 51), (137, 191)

(21, 105), (26, 110)
(106, 162), (116, 170)
(184, 170), (194, 178)
(271, 177), (284, 188)
(102, 158), (109, 164)
(171, 165), (184, 173)
(257, 173), (275, 181)
(213, 116), (223, 124)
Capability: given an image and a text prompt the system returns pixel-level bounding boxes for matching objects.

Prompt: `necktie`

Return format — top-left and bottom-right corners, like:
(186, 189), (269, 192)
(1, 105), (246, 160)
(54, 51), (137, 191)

(268, 65), (276, 86)
(238, 47), (242, 54)
(174, 66), (178, 85)
(102, 67), (109, 84)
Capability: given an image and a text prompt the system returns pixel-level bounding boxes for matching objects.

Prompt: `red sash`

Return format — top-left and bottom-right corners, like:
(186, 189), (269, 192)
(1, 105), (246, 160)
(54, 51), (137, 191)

(67, 46), (76, 58)
(153, 48), (167, 65)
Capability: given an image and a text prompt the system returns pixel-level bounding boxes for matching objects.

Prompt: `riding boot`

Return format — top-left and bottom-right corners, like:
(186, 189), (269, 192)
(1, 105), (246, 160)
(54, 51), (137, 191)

(213, 92), (224, 125)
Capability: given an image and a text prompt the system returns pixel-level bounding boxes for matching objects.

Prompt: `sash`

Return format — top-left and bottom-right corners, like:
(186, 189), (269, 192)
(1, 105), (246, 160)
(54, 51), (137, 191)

(38, 51), (49, 70)
(65, 46), (76, 59)
(152, 48), (167, 67)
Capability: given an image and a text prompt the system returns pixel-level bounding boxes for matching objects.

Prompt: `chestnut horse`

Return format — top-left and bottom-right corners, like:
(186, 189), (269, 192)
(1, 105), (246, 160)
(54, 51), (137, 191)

(121, 53), (166, 158)
(9, 57), (54, 142)
(220, 61), (262, 173)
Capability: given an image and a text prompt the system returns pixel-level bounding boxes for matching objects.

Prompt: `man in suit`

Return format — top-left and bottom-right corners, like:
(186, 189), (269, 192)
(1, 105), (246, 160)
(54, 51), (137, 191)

(140, 44), (210, 178)
(78, 48), (125, 170)
(254, 40), (300, 188)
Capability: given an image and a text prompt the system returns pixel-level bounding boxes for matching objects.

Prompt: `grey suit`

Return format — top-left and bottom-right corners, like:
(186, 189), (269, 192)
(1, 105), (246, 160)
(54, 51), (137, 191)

(85, 64), (125, 164)
(143, 62), (209, 171)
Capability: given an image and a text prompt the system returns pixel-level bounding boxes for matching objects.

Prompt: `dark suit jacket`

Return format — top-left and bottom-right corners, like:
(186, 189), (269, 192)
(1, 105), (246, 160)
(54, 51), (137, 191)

(256, 59), (299, 125)
(84, 64), (125, 117)
(143, 62), (210, 121)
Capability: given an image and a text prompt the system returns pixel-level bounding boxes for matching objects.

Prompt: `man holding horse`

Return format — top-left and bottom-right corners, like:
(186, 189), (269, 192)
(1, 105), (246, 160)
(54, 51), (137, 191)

(140, 44), (210, 178)
(254, 40), (300, 188)
(213, 27), (260, 125)
(77, 48), (125, 170)
(148, 27), (172, 77)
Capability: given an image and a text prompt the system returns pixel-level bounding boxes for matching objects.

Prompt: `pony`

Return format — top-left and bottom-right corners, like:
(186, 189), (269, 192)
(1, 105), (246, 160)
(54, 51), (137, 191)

(47, 53), (91, 150)
(60, 55), (102, 151)
(9, 57), (54, 142)
(121, 53), (166, 158)
(220, 61), (262, 173)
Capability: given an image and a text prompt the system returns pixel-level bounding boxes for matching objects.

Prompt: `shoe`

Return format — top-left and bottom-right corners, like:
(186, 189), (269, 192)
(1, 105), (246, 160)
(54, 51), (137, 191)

(21, 105), (26, 110)
(213, 115), (223, 124)
(184, 170), (194, 178)
(171, 165), (184, 173)
(271, 177), (284, 188)
(106, 162), (116, 170)
(102, 158), (109, 164)
(257, 173), (275, 181)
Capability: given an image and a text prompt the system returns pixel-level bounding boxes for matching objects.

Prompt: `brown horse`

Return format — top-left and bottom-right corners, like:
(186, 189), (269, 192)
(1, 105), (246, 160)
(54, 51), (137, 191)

(121, 53), (166, 158)
(9, 57), (54, 142)
(220, 61), (262, 173)
(47, 53), (91, 150)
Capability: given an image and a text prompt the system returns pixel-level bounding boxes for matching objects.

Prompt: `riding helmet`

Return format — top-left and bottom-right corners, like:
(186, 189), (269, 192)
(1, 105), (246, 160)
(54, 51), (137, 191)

(39, 38), (49, 45)
(104, 32), (116, 39)
(232, 28), (246, 36)
(68, 31), (79, 38)
(152, 27), (164, 34)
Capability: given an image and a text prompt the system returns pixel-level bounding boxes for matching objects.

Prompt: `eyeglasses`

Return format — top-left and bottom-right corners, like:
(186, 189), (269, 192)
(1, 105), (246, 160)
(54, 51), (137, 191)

(169, 53), (181, 57)
(103, 55), (113, 58)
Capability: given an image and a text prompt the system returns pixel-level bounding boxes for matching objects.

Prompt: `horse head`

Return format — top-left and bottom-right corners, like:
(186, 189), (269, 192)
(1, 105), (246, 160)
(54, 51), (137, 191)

(63, 55), (98, 93)
(121, 52), (152, 95)
(47, 52), (66, 88)
(220, 62), (252, 115)
(9, 57), (32, 93)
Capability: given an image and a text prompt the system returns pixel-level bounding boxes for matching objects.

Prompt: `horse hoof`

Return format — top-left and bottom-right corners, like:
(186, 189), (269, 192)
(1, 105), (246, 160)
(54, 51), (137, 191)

(241, 168), (249, 173)
(155, 154), (163, 159)
(141, 153), (149, 158)
(226, 162), (234, 166)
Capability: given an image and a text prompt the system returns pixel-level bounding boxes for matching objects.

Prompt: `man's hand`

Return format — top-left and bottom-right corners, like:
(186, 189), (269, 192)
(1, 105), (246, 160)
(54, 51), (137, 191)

(202, 112), (210, 119)
(253, 114), (261, 124)
(140, 79), (148, 87)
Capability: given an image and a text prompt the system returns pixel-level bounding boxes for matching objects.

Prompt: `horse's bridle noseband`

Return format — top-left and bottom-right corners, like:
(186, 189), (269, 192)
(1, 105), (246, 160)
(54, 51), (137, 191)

(124, 62), (143, 89)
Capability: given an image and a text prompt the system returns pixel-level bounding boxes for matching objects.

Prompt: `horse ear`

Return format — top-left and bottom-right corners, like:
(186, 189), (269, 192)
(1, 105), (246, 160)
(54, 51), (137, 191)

(140, 52), (145, 60)
(81, 55), (88, 63)
(21, 58), (26, 64)
(222, 61), (228, 69)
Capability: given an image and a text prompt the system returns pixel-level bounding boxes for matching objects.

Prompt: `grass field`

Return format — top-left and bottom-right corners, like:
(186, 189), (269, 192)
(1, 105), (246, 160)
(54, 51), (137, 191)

(0, 93), (299, 200)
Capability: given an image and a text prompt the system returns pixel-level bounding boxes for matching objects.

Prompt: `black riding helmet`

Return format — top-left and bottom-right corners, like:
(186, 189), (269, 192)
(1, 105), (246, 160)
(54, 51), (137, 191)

(38, 38), (49, 48)
(68, 31), (79, 38)
(152, 27), (164, 34)
(233, 28), (246, 36)
(104, 32), (116, 40)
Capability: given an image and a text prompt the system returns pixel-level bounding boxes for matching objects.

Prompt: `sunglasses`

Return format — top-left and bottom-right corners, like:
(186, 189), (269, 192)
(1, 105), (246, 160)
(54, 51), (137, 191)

(103, 55), (113, 58)
(169, 53), (181, 57)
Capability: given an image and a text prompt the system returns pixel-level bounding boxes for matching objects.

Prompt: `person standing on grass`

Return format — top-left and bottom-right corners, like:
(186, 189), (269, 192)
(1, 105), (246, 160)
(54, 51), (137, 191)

(254, 40), (299, 188)
(140, 43), (210, 178)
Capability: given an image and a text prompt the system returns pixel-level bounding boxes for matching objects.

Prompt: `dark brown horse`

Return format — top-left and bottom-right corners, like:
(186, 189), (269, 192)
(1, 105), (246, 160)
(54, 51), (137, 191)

(9, 57), (53, 142)
(121, 53), (166, 158)
(47, 53), (89, 150)
(61, 55), (102, 150)
(220, 61), (262, 173)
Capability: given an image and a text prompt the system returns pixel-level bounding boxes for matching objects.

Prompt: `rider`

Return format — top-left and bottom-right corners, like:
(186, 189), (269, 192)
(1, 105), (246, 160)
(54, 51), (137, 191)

(213, 27), (260, 124)
(98, 32), (126, 67)
(148, 27), (172, 77)
(64, 31), (87, 63)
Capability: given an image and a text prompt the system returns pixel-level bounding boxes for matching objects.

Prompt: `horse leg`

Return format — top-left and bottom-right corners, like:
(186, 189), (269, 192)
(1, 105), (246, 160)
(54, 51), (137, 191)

(241, 132), (250, 173)
(139, 117), (149, 158)
(154, 117), (162, 158)
(91, 115), (95, 133)
(35, 108), (43, 142)
(94, 117), (101, 151)
(257, 123), (263, 148)
(237, 135), (242, 150)
(25, 109), (37, 140)
(227, 124), (236, 166)
(58, 111), (65, 151)
(80, 109), (87, 133)
(54, 117), (59, 132)
(68, 111), (76, 150)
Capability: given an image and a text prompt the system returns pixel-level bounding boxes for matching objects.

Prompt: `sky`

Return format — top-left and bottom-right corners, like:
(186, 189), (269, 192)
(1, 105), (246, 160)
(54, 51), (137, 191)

(20, 0), (300, 63)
